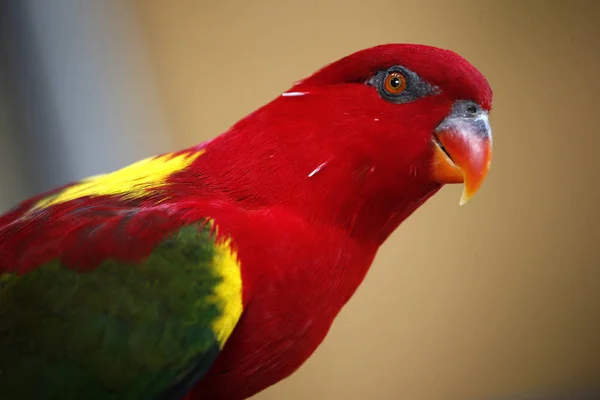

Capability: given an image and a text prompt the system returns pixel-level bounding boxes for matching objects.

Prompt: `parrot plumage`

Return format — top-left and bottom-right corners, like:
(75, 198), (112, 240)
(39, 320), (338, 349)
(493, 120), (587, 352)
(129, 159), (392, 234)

(0, 44), (493, 399)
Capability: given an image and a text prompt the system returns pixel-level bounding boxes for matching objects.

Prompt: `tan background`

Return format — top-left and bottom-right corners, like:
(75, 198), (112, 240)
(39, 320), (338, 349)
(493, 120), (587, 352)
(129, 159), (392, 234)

(133, 1), (600, 399)
(25, 1), (594, 399)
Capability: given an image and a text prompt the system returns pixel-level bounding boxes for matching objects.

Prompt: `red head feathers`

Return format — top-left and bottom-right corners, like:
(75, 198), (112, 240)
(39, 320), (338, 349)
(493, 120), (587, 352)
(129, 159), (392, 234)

(192, 43), (493, 243)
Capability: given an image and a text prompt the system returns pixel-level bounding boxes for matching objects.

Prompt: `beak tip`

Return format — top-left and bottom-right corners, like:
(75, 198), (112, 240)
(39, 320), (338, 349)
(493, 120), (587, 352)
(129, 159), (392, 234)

(459, 192), (470, 206)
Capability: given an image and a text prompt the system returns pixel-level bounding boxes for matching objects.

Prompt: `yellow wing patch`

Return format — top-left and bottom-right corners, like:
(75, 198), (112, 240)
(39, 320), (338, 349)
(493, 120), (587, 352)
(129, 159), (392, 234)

(209, 221), (244, 349)
(33, 150), (204, 210)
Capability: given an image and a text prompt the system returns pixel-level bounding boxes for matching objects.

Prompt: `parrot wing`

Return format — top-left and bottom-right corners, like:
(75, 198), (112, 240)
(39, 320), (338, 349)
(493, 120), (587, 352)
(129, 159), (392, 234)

(0, 199), (244, 400)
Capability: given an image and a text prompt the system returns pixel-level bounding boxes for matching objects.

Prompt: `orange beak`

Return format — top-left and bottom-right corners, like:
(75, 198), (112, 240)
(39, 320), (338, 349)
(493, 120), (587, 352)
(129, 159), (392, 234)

(430, 101), (492, 205)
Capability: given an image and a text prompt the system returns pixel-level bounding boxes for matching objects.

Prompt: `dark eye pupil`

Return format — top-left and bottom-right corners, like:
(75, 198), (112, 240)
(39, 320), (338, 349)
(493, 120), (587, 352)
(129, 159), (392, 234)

(390, 77), (400, 88)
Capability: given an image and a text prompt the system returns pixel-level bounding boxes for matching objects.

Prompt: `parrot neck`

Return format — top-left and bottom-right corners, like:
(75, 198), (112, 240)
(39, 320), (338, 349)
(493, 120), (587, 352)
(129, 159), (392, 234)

(184, 139), (441, 246)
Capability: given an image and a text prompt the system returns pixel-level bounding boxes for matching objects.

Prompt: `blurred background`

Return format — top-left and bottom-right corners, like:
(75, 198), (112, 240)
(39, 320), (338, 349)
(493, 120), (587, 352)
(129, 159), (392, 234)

(0, 1), (599, 399)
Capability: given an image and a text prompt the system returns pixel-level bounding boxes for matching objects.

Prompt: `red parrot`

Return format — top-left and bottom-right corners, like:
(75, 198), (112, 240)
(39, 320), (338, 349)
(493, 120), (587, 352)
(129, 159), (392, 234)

(0, 43), (492, 399)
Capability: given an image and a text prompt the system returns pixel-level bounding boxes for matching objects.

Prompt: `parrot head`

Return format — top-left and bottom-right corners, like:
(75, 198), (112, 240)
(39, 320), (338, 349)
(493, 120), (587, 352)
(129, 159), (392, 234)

(200, 43), (492, 242)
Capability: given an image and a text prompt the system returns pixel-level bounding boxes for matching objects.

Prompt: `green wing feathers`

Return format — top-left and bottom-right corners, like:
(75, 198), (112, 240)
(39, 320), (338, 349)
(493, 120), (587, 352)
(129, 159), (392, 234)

(0, 221), (243, 399)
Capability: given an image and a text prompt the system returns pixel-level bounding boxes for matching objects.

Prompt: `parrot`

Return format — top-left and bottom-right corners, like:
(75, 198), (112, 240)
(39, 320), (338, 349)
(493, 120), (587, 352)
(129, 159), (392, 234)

(0, 43), (493, 400)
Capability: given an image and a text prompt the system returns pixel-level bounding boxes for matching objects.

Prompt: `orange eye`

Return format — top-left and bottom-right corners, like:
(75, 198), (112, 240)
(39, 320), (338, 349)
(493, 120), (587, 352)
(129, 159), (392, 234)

(384, 72), (407, 95)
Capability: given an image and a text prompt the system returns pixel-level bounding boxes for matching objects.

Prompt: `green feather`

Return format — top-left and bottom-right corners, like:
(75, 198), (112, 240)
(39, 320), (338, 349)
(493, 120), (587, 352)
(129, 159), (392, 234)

(0, 222), (236, 399)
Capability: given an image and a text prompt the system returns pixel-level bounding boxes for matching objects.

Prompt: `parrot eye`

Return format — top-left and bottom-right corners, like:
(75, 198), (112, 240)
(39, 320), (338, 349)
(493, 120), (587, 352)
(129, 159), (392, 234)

(367, 65), (438, 105)
(384, 72), (407, 95)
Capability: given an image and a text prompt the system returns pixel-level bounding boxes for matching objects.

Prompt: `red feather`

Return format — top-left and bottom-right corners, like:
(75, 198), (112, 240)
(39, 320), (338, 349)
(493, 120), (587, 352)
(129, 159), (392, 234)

(0, 43), (492, 399)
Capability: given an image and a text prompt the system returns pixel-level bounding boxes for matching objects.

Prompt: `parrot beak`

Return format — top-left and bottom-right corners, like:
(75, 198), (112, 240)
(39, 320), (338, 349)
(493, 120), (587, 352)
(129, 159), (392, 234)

(430, 100), (492, 205)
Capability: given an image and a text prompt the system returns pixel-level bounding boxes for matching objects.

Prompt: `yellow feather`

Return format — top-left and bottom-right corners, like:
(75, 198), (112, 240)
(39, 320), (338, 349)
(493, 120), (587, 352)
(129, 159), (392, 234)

(206, 220), (243, 348)
(211, 234), (244, 349)
(33, 150), (204, 210)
